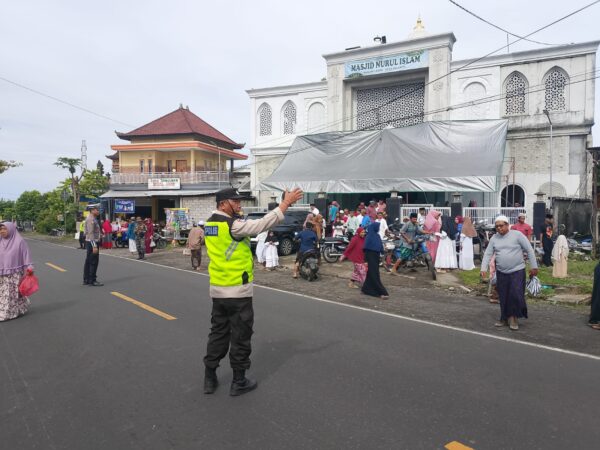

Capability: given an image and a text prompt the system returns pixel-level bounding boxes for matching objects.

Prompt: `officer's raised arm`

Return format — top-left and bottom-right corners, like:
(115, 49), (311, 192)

(231, 187), (304, 238)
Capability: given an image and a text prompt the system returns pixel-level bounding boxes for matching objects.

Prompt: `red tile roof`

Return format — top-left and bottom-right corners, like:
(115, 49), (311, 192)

(116, 106), (244, 149)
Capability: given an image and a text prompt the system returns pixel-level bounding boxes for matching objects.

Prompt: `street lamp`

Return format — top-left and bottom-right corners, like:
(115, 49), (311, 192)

(543, 109), (553, 209)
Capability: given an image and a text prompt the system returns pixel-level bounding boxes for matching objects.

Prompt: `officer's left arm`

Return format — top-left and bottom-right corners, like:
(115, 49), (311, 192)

(230, 208), (285, 239)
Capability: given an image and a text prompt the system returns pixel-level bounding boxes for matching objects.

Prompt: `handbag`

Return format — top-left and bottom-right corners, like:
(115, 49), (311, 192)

(19, 271), (40, 297)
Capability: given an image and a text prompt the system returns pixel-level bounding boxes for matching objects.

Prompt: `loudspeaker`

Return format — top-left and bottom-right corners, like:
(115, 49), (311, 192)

(451, 202), (463, 218)
(533, 201), (546, 239)
(386, 197), (403, 223)
(314, 198), (328, 219)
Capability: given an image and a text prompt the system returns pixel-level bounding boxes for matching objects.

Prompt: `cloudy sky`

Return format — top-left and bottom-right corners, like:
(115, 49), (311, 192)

(1, 0), (598, 200)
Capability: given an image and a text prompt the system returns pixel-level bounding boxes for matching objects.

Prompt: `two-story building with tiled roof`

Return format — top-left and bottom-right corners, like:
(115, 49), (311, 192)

(101, 105), (248, 223)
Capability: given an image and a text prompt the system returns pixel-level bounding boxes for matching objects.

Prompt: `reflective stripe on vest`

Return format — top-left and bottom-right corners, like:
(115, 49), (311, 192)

(204, 215), (253, 287)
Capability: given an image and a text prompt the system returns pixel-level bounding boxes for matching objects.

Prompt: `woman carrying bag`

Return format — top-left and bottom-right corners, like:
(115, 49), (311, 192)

(0, 222), (35, 321)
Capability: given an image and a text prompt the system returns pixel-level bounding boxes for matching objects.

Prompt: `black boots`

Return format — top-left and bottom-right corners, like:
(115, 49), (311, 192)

(203, 367), (218, 394)
(204, 368), (257, 396)
(229, 370), (257, 397)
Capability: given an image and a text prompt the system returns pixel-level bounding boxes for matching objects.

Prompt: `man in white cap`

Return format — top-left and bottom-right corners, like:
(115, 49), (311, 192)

(187, 220), (205, 271)
(511, 212), (533, 242)
(481, 215), (538, 331)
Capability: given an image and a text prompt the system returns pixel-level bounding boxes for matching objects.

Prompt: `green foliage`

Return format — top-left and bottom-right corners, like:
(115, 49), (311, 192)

(14, 190), (46, 222)
(54, 157), (81, 175)
(0, 199), (15, 220)
(0, 160), (22, 174)
(80, 169), (109, 198)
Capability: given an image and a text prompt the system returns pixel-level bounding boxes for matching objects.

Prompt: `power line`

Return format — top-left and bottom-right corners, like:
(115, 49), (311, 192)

(0, 75), (135, 128)
(448, 0), (567, 46)
(249, 1), (600, 152)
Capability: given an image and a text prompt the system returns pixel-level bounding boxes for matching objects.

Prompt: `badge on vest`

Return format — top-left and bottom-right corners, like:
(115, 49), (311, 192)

(205, 225), (219, 236)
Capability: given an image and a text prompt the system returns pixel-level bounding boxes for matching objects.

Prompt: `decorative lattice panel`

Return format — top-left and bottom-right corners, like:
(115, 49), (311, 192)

(505, 73), (527, 115)
(259, 104), (272, 136)
(283, 102), (296, 135)
(544, 69), (567, 111)
(356, 83), (425, 130)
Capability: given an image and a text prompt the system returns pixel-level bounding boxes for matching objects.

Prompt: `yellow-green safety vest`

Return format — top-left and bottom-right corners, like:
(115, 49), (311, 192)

(204, 214), (253, 287)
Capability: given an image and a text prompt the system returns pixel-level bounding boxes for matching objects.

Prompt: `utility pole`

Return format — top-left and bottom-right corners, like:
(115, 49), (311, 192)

(588, 147), (600, 258)
(543, 110), (553, 210)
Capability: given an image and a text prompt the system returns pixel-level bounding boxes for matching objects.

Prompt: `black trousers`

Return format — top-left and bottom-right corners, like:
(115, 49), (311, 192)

(83, 241), (100, 283)
(191, 249), (202, 268)
(204, 297), (254, 371)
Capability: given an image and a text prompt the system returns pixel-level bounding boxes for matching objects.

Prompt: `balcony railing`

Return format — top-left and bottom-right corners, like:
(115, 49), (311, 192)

(110, 171), (230, 185)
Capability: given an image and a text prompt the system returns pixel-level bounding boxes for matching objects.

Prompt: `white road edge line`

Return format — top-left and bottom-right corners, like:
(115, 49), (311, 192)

(30, 238), (600, 362)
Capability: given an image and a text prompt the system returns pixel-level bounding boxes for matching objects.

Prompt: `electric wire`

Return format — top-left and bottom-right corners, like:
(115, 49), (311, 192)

(448, 0), (568, 46)
(0, 75), (135, 128)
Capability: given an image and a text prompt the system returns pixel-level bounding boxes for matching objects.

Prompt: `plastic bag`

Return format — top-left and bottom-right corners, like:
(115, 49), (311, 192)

(150, 239), (156, 248)
(19, 272), (39, 297)
(526, 276), (542, 297)
(183, 248), (191, 256)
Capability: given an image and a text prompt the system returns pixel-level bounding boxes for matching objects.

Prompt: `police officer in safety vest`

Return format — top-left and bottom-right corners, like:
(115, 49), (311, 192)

(203, 186), (303, 396)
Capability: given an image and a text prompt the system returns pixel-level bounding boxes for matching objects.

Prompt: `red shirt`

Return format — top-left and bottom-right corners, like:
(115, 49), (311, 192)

(511, 222), (532, 238)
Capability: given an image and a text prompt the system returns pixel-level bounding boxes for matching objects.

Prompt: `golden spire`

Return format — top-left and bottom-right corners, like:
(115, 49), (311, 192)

(409, 15), (428, 38)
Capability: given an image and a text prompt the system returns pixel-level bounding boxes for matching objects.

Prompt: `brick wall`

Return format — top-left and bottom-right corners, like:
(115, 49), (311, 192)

(181, 195), (216, 224)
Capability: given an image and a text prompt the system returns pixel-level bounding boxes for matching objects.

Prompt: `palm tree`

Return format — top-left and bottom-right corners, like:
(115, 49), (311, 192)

(54, 157), (82, 204)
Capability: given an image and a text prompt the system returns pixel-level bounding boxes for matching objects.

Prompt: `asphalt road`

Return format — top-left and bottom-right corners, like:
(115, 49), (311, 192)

(2, 239), (599, 450)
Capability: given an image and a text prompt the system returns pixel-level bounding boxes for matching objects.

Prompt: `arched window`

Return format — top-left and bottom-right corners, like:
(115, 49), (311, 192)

(504, 72), (528, 115)
(258, 103), (272, 136)
(544, 67), (568, 112)
(500, 184), (525, 207)
(307, 102), (325, 132)
(282, 101), (297, 135)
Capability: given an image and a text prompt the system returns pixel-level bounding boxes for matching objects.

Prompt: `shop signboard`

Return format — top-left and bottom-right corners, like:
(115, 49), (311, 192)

(344, 50), (428, 78)
(114, 199), (135, 213)
(148, 177), (181, 190)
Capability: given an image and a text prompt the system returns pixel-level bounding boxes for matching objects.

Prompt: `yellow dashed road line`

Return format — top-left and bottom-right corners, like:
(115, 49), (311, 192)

(45, 262), (67, 272)
(111, 291), (177, 321)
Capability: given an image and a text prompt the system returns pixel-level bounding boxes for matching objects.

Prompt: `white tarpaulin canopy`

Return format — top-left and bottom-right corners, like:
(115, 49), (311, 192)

(258, 120), (508, 193)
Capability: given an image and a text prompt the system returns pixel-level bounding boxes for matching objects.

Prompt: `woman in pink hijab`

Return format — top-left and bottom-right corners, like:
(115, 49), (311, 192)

(423, 210), (442, 265)
(0, 222), (34, 321)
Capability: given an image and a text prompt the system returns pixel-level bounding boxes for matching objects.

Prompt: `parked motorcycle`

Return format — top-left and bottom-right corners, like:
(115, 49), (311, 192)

(320, 235), (350, 263)
(474, 220), (496, 261)
(153, 232), (168, 249)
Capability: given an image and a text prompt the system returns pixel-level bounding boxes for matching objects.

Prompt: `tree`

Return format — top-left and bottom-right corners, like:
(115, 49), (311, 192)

(96, 160), (105, 176)
(0, 199), (15, 220)
(0, 160), (22, 174)
(14, 190), (46, 222)
(79, 169), (109, 198)
(54, 157), (82, 204)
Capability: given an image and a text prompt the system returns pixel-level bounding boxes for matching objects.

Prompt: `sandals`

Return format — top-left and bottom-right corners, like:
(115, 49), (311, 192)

(591, 323), (600, 330)
(489, 298), (499, 304)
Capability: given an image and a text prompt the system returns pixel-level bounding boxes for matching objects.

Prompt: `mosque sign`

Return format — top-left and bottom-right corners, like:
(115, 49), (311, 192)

(344, 50), (428, 78)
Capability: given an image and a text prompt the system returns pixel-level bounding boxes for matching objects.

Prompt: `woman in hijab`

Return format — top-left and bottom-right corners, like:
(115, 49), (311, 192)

(144, 218), (154, 254)
(361, 222), (389, 299)
(435, 215), (458, 272)
(127, 218), (137, 254)
(0, 222), (34, 321)
(459, 216), (477, 271)
(313, 214), (324, 240)
(101, 218), (113, 249)
(423, 210), (442, 265)
(264, 231), (279, 270)
(551, 234), (569, 278)
(340, 227), (366, 288)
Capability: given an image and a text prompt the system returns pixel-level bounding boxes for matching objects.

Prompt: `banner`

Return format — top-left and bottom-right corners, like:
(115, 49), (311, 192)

(345, 50), (428, 78)
(148, 178), (181, 190)
(114, 199), (135, 213)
